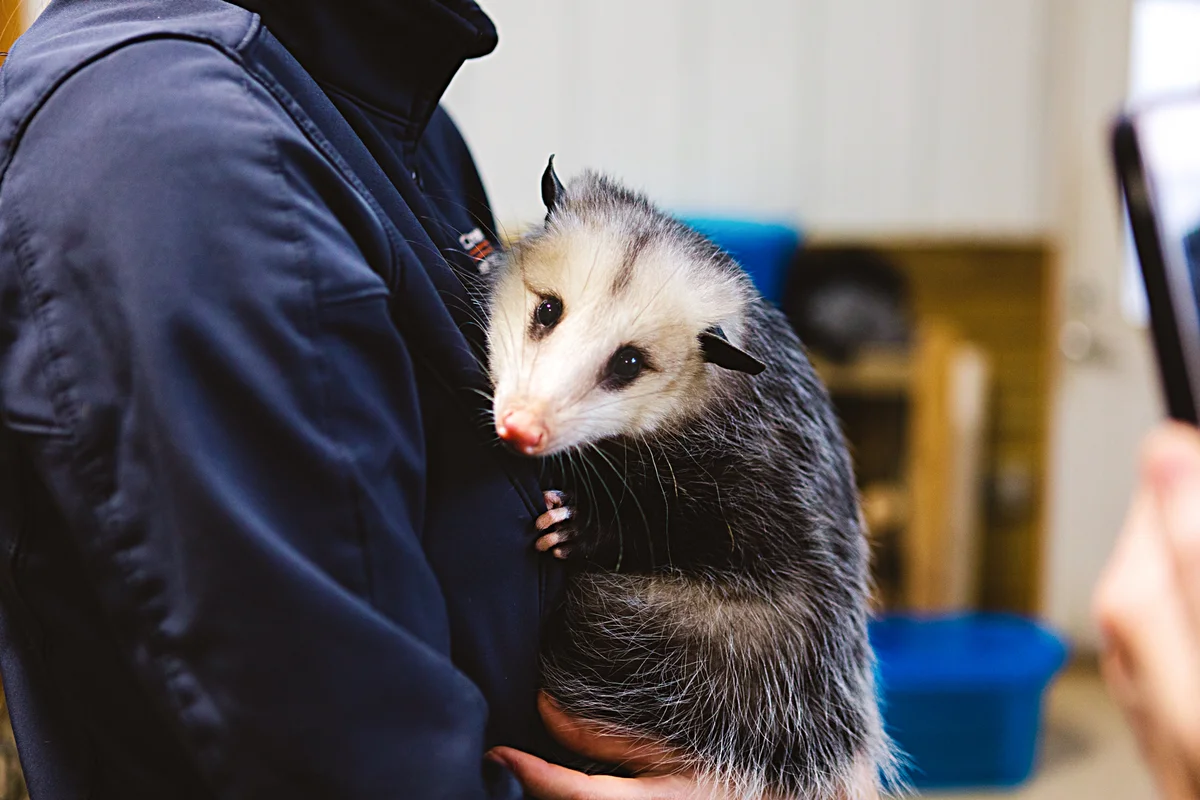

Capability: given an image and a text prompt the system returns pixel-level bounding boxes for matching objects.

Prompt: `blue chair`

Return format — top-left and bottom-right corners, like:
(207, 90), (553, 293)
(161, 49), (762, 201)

(680, 217), (801, 305)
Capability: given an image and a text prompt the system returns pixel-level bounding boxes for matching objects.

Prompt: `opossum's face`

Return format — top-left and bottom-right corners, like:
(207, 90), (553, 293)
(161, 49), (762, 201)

(487, 225), (752, 456)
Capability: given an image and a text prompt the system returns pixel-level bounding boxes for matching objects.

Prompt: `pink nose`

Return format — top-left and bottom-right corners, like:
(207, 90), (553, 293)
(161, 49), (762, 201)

(496, 408), (549, 456)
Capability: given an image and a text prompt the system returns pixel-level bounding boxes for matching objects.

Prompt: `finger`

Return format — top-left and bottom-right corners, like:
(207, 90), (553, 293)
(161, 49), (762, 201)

(1099, 490), (1192, 698)
(1098, 632), (1140, 713)
(1098, 472), (1200, 773)
(1145, 424), (1200, 628)
(536, 506), (573, 532)
(1093, 489), (1176, 738)
(538, 692), (683, 774)
(1093, 487), (1169, 659)
(1095, 432), (1200, 793)
(487, 746), (694, 800)
(1099, 640), (1178, 796)
(544, 490), (565, 510)
(536, 532), (568, 552)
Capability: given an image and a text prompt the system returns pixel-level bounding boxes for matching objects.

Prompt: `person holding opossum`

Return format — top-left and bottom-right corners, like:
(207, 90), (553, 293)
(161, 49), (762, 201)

(0, 1), (884, 799)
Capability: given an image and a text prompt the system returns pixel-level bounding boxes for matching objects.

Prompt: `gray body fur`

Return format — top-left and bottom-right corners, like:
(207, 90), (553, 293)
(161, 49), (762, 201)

(489, 172), (894, 799)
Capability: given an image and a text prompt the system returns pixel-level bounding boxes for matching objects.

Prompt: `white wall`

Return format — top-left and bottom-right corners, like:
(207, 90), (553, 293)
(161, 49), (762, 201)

(447, 0), (1053, 236)
(1040, 0), (1167, 651)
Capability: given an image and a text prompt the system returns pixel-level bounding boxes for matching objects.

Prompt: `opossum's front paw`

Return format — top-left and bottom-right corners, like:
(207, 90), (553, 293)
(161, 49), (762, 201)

(536, 490), (580, 560)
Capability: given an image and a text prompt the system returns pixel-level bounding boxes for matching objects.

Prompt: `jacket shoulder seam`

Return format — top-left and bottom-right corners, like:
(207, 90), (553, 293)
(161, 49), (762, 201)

(0, 19), (261, 190)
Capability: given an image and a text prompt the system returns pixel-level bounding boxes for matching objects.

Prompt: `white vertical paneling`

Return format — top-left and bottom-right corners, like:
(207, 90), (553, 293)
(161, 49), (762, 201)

(447, 0), (1056, 236)
(686, 0), (820, 221)
(448, 0), (692, 225)
(1043, 0), (1155, 650)
(566, 0), (691, 205)
(445, 0), (574, 233)
(812, 0), (929, 232)
(927, 0), (1050, 233)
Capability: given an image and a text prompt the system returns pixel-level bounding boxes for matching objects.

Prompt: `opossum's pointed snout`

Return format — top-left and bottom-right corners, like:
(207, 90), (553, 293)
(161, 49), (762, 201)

(496, 406), (549, 456)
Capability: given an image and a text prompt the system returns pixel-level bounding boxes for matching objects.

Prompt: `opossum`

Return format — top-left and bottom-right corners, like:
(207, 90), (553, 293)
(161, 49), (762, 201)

(485, 158), (894, 800)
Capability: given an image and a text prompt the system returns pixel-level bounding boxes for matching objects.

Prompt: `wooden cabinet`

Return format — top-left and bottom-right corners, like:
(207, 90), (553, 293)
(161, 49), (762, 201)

(807, 239), (1052, 614)
(813, 323), (992, 613)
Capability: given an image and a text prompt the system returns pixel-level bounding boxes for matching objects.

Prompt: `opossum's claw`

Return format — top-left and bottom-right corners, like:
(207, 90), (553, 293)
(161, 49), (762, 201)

(536, 510), (577, 560)
(536, 491), (581, 559)
(536, 506), (573, 533)
(536, 525), (582, 560)
(545, 533), (585, 560)
(536, 529), (573, 555)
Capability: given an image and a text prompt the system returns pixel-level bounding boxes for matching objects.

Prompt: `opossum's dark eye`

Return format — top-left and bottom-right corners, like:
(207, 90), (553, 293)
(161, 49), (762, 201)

(604, 346), (646, 388)
(535, 296), (563, 328)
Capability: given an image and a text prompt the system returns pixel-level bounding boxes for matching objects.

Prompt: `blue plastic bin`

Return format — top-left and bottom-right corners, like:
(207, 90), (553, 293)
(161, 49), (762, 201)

(869, 614), (1068, 790)
(679, 217), (801, 305)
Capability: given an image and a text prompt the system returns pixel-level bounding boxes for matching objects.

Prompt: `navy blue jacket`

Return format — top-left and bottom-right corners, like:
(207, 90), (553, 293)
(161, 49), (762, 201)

(0, 1), (560, 797)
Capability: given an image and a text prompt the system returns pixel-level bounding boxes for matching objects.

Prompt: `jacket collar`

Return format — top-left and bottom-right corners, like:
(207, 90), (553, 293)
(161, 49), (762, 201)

(235, 0), (496, 142)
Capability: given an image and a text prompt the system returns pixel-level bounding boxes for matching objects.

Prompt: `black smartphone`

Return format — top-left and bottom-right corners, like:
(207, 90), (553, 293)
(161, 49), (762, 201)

(1113, 96), (1200, 424)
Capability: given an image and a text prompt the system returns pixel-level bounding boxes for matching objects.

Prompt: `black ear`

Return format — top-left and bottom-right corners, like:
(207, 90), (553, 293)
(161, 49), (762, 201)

(541, 154), (565, 215)
(699, 326), (766, 375)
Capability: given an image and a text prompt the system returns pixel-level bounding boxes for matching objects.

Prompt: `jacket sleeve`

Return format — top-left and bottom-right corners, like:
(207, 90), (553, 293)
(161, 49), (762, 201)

(0, 39), (526, 799)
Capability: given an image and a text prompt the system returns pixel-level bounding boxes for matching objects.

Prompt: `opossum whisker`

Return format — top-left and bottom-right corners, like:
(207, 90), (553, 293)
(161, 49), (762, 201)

(637, 432), (672, 564)
(513, 234), (530, 395)
(582, 448), (626, 568)
(523, 333), (547, 402)
(571, 383), (681, 418)
(404, 236), (498, 333)
(402, 234), (452, 267)
(465, 386), (495, 404)
(492, 287), (522, 389)
(564, 448), (600, 534)
(415, 192), (519, 249)
(589, 441), (654, 565)
(450, 328), (494, 376)
(436, 289), (488, 331)
(431, 288), (511, 378)
(585, 442), (627, 506)
(577, 241), (603, 304)
(577, 447), (625, 570)
(661, 446), (682, 502)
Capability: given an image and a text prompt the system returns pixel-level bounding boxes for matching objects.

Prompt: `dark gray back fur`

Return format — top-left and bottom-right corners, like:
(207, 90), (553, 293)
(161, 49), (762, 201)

(521, 178), (895, 799)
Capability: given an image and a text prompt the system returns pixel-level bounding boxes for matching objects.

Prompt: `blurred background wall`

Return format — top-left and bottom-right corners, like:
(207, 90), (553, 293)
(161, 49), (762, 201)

(445, 0), (1166, 652)
(447, 0), (1049, 235)
(1040, 0), (1157, 653)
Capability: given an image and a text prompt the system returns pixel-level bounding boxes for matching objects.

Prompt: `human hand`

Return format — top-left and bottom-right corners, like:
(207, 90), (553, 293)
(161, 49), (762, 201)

(486, 692), (703, 800)
(1094, 422), (1200, 800)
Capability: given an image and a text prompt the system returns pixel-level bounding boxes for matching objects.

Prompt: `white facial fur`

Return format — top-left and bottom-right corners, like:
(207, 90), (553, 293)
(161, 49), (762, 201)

(487, 214), (752, 457)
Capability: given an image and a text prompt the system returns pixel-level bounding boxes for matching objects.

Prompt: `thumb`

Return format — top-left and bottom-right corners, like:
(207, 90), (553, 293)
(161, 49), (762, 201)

(1145, 423), (1200, 628)
(486, 746), (694, 800)
(538, 692), (680, 773)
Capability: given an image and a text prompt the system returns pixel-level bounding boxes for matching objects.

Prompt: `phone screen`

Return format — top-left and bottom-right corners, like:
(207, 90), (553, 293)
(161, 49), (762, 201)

(1139, 100), (1200, 304)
